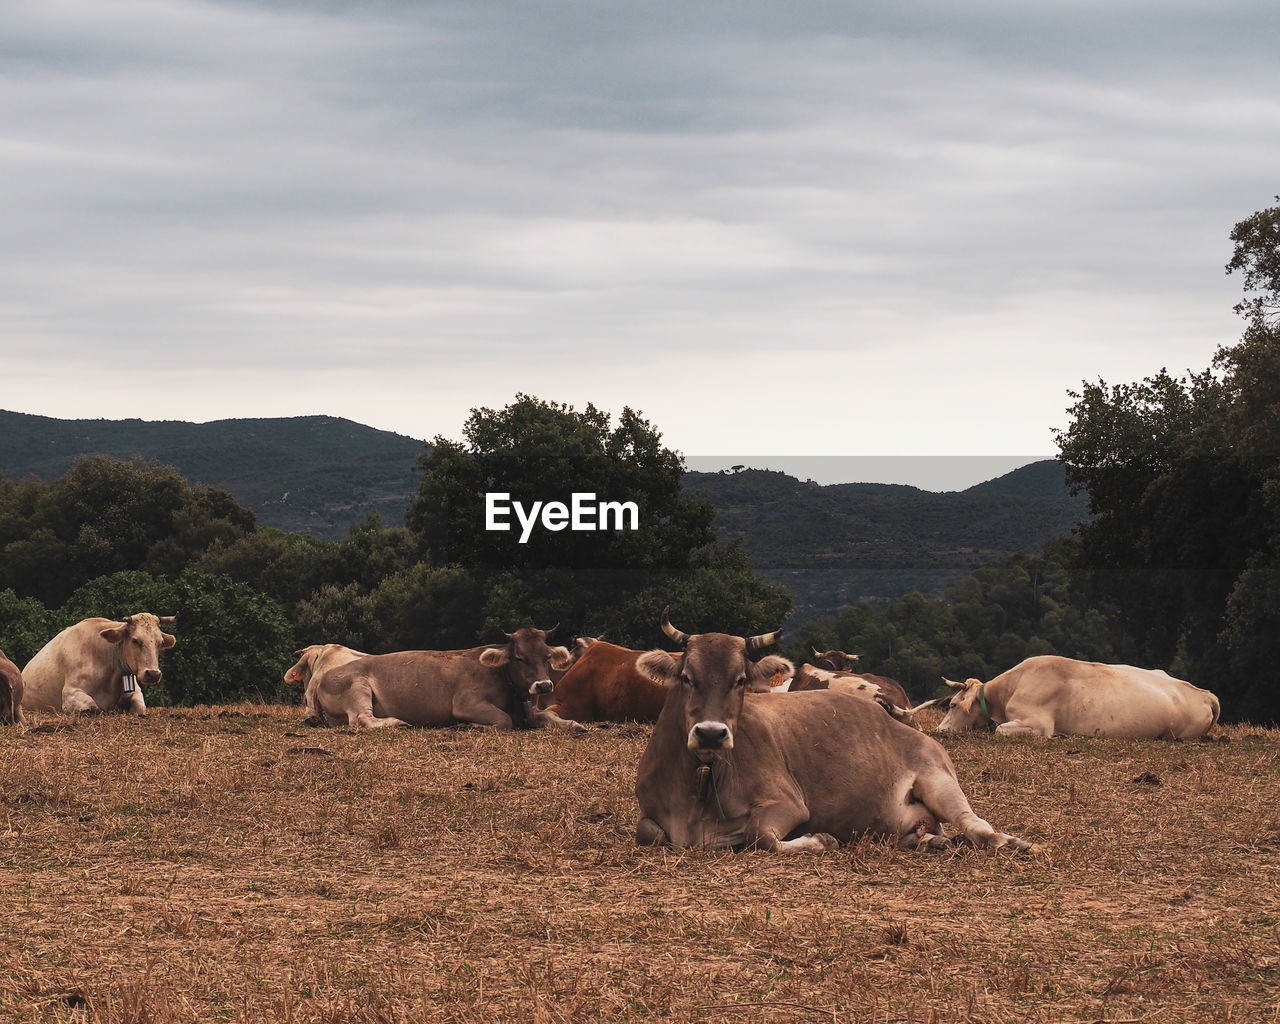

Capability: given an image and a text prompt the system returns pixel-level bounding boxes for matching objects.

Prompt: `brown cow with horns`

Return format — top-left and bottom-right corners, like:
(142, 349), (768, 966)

(633, 611), (1032, 853)
(308, 627), (582, 731)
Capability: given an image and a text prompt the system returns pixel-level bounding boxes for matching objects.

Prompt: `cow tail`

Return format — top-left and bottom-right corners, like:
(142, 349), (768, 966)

(1209, 693), (1221, 728)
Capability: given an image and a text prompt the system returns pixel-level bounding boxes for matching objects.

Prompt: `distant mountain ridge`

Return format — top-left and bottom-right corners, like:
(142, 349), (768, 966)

(0, 409), (425, 537)
(0, 410), (1088, 620)
(685, 465), (1088, 619)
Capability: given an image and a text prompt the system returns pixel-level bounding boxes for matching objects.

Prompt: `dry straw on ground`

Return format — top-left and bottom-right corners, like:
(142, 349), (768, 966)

(1, 704), (1277, 1022)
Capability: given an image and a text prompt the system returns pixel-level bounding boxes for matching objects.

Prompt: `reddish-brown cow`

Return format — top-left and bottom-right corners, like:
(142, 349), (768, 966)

(535, 640), (679, 726)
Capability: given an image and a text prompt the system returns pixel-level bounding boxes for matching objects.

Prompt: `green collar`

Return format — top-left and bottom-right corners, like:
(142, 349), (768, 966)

(113, 644), (127, 675)
(977, 682), (992, 726)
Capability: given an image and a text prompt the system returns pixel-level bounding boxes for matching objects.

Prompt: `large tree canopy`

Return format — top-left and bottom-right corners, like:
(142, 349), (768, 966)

(1055, 198), (1280, 723)
(0, 455), (256, 607)
(406, 395), (792, 644)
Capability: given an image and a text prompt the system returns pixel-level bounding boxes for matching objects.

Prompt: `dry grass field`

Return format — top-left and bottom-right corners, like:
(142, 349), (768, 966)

(1, 705), (1277, 1023)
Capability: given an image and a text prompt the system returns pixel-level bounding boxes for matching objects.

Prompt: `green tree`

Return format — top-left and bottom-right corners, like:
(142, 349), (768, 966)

(405, 395), (789, 645)
(1055, 198), (1280, 723)
(0, 588), (55, 667)
(785, 538), (1126, 703)
(0, 456), (255, 606)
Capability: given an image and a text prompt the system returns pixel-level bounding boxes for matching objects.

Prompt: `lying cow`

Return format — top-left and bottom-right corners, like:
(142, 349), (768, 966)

(1, 649), (25, 725)
(534, 640), (673, 726)
(311, 627), (581, 731)
(933, 655), (1220, 739)
(284, 643), (370, 718)
(790, 664), (913, 710)
(634, 611), (1031, 853)
(22, 613), (177, 715)
(785, 665), (919, 728)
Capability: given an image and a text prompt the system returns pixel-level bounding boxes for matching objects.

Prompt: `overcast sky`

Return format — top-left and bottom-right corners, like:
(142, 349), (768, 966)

(4, 0), (1277, 487)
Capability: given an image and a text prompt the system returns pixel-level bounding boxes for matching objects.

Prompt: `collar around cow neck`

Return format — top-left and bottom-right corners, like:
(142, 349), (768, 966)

(977, 682), (992, 726)
(689, 750), (727, 822)
(113, 643), (129, 676)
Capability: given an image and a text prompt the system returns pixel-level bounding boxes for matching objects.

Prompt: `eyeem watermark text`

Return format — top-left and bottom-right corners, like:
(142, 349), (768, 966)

(486, 492), (640, 544)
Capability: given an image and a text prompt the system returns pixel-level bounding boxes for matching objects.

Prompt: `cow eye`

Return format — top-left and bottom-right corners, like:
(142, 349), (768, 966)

(132, 638), (144, 647)
(677, 673), (692, 687)
(734, 675), (747, 688)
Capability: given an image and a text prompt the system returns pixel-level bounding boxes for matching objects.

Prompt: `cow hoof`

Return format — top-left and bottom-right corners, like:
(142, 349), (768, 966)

(810, 832), (840, 851)
(995, 833), (1035, 855)
(571, 722), (589, 736)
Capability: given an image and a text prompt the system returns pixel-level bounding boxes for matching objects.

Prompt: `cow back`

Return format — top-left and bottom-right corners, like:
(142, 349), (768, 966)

(543, 641), (673, 723)
(20, 618), (116, 711)
(316, 647), (521, 726)
(998, 655), (1219, 739)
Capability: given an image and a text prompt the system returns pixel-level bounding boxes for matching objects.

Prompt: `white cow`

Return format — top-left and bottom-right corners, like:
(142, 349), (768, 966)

(283, 643), (369, 720)
(23, 614), (177, 715)
(933, 655), (1220, 739)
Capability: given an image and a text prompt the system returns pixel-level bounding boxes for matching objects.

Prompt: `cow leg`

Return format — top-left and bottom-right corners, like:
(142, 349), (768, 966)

(746, 801), (837, 854)
(451, 695), (515, 730)
(774, 833), (840, 853)
(908, 769), (1032, 853)
(526, 704), (589, 734)
(62, 688), (102, 714)
(120, 688), (147, 716)
(352, 712), (408, 730)
(994, 718), (1053, 738)
(336, 681), (407, 729)
(636, 817), (669, 846)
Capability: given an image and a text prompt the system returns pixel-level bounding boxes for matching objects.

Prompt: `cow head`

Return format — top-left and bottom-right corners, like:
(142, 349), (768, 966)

(284, 646), (321, 686)
(566, 635), (599, 665)
(933, 677), (990, 733)
(812, 649), (860, 672)
(99, 613), (177, 687)
(637, 610), (792, 761)
(479, 627), (572, 698)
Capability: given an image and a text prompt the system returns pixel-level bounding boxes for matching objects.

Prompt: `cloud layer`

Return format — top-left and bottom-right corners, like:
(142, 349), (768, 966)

(3, 0), (1278, 481)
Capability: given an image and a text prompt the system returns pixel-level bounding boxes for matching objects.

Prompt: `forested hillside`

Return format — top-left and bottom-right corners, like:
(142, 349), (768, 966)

(1, 409), (1086, 617)
(687, 463), (1088, 619)
(0, 410), (424, 537)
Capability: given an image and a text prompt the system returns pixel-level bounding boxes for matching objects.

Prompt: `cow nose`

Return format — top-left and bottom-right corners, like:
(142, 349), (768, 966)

(531, 679), (554, 695)
(691, 722), (731, 749)
(141, 669), (162, 685)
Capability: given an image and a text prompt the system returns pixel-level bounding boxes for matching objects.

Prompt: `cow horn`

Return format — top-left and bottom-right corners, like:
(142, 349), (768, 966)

(540, 623), (560, 636)
(746, 627), (783, 650)
(660, 607), (690, 647)
(812, 647), (822, 658)
(943, 677), (967, 689)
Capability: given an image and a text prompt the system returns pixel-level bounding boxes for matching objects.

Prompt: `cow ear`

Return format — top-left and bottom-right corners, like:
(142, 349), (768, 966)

(479, 646), (509, 667)
(100, 624), (127, 645)
(753, 655), (795, 680)
(637, 649), (679, 685)
(160, 632), (177, 650)
(548, 645), (571, 670)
